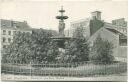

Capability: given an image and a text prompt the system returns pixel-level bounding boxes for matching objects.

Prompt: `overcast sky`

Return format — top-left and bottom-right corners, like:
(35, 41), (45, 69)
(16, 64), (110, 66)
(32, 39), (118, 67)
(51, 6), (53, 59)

(0, 1), (128, 30)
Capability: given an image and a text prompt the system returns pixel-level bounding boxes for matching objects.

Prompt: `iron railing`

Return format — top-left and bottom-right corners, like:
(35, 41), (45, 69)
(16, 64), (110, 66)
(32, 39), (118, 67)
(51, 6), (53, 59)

(1, 61), (127, 77)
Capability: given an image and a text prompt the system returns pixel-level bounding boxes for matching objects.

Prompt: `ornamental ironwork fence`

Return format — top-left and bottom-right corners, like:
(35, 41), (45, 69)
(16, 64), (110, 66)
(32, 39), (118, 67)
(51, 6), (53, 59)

(1, 61), (127, 77)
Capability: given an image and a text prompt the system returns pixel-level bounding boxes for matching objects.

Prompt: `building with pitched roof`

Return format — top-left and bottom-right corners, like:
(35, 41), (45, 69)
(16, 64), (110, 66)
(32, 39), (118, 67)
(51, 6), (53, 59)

(70, 11), (127, 62)
(0, 19), (32, 53)
(0, 19), (59, 55)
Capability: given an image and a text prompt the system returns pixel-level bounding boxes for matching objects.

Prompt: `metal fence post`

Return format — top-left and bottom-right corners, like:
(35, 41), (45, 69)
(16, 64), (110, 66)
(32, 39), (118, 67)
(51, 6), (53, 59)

(30, 62), (31, 78)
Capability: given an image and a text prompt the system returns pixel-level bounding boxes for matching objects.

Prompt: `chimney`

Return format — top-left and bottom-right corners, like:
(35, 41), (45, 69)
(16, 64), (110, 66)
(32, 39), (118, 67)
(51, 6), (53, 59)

(91, 11), (101, 20)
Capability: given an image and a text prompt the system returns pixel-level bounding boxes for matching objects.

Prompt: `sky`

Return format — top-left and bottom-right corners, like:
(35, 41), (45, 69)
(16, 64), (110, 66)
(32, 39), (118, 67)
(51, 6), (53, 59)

(0, 0), (128, 31)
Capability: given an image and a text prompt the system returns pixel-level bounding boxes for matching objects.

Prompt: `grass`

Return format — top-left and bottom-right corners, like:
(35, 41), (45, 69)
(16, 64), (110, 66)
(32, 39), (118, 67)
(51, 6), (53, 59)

(1, 61), (127, 77)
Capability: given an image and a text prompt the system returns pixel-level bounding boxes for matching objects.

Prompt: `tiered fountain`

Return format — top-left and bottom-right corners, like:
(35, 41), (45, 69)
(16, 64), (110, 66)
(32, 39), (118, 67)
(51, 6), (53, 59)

(52, 6), (71, 48)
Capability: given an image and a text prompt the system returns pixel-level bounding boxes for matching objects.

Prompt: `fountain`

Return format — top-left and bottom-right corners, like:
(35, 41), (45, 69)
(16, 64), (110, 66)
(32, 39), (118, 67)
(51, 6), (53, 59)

(52, 6), (71, 48)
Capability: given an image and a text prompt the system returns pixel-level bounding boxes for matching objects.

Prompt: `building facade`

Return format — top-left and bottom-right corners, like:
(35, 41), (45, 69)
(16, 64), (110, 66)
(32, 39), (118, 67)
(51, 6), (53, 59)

(70, 11), (127, 62)
(64, 29), (70, 37)
(112, 18), (127, 27)
(0, 19), (32, 54)
(70, 18), (91, 38)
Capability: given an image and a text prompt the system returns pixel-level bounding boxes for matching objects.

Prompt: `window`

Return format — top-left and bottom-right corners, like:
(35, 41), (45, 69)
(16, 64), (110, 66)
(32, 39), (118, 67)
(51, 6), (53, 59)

(8, 38), (11, 43)
(2, 24), (6, 27)
(16, 26), (20, 28)
(3, 37), (6, 43)
(8, 31), (11, 35)
(119, 39), (127, 46)
(3, 45), (6, 48)
(123, 29), (126, 33)
(3, 30), (6, 35)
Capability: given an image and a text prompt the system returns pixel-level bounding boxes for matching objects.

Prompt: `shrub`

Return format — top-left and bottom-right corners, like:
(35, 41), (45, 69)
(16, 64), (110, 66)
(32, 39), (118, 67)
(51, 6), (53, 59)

(60, 37), (90, 63)
(90, 35), (114, 64)
(59, 25), (90, 63)
(3, 30), (59, 64)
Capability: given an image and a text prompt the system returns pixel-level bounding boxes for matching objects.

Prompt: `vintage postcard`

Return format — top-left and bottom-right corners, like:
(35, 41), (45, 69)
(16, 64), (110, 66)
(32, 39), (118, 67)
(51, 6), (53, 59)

(0, 0), (127, 81)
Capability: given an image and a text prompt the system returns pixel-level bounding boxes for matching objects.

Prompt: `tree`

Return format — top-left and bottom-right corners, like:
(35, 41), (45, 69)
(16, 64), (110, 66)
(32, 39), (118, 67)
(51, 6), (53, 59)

(90, 35), (114, 64)
(3, 30), (59, 64)
(73, 25), (84, 38)
(63, 38), (89, 63)
(62, 25), (90, 63)
(30, 29), (59, 63)
(3, 32), (32, 64)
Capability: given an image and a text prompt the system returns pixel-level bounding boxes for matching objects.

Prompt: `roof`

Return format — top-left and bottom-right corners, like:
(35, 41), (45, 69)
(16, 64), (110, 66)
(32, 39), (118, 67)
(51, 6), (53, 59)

(0, 19), (32, 31)
(70, 18), (90, 24)
(32, 28), (58, 37)
(88, 21), (127, 41)
(103, 22), (127, 36)
(104, 22), (127, 28)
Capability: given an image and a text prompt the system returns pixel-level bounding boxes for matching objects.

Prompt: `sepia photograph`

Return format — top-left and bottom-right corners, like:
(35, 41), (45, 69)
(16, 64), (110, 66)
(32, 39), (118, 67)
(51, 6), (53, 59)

(0, 0), (127, 81)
